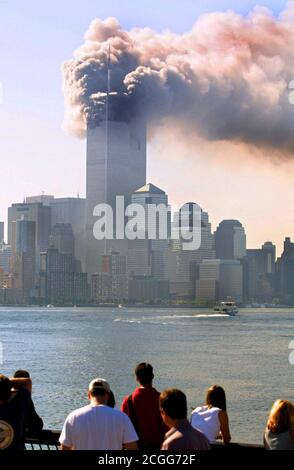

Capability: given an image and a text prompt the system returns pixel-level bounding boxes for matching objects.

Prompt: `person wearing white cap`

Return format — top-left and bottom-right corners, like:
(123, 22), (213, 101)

(60, 378), (138, 450)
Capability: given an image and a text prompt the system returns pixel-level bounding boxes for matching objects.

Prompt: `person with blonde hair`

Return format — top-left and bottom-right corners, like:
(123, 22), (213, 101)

(264, 399), (294, 450)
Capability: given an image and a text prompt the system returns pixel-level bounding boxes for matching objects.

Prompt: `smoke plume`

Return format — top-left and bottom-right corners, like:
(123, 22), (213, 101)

(62, 5), (294, 152)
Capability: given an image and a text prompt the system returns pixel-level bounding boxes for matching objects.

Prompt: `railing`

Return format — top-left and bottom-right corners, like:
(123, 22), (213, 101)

(25, 430), (60, 450)
(25, 430), (265, 451)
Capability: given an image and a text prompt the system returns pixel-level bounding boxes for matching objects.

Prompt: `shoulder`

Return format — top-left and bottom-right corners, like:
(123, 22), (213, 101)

(121, 395), (129, 409)
(65, 405), (91, 423)
(191, 406), (203, 415)
(218, 409), (228, 419)
(162, 429), (181, 449)
(11, 388), (32, 406)
(113, 407), (132, 421)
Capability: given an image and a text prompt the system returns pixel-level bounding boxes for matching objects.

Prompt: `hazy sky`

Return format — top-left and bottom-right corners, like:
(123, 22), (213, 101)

(0, 0), (293, 254)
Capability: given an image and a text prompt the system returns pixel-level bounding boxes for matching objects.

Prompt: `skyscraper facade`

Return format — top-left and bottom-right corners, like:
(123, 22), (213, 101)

(0, 243), (12, 273)
(86, 119), (146, 275)
(14, 219), (36, 300)
(276, 237), (294, 304)
(8, 202), (51, 270)
(243, 242), (276, 302)
(50, 197), (86, 267)
(51, 223), (75, 256)
(0, 222), (4, 243)
(196, 259), (243, 303)
(215, 220), (246, 260)
(167, 204), (215, 299)
(128, 183), (169, 281)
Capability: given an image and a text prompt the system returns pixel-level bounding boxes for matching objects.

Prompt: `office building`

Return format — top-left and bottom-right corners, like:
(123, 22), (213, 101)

(91, 251), (128, 302)
(12, 219), (36, 300)
(50, 197), (86, 267)
(276, 237), (294, 304)
(128, 184), (170, 280)
(86, 118), (146, 275)
(215, 220), (246, 260)
(40, 246), (88, 304)
(0, 222), (4, 242)
(0, 243), (12, 273)
(196, 259), (243, 304)
(8, 202), (51, 270)
(243, 242), (276, 302)
(51, 223), (75, 256)
(128, 276), (169, 302)
(167, 203), (215, 299)
(26, 195), (54, 206)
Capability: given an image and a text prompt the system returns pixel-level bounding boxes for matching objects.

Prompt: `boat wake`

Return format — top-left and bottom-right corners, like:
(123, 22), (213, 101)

(113, 313), (231, 324)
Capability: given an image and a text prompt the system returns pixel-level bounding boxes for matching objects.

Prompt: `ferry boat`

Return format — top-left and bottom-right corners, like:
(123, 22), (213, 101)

(214, 300), (238, 316)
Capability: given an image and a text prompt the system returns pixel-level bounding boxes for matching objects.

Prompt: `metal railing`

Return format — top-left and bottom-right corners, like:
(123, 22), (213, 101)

(24, 430), (265, 451)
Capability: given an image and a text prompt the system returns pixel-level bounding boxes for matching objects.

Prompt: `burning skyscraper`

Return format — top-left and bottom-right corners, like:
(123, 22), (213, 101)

(85, 117), (146, 274)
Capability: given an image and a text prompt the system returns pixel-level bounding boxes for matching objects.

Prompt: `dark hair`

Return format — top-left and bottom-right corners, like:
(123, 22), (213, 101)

(14, 370), (30, 379)
(90, 388), (108, 398)
(0, 375), (11, 401)
(107, 390), (116, 408)
(135, 363), (154, 386)
(160, 389), (187, 420)
(206, 385), (227, 411)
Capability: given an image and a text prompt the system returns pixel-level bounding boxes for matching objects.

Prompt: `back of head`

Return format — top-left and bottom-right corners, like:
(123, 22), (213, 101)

(135, 363), (154, 386)
(160, 389), (187, 420)
(267, 399), (294, 434)
(88, 378), (110, 399)
(0, 375), (11, 402)
(206, 385), (227, 411)
(14, 370), (30, 379)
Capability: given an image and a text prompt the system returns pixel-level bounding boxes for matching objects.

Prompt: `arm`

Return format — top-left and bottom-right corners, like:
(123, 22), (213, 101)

(124, 441), (138, 450)
(10, 378), (32, 394)
(61, 444), (73, 451)
(121, 396), (130, 415)
(219, 410), (231, 445)
(25, 400), (44, 434)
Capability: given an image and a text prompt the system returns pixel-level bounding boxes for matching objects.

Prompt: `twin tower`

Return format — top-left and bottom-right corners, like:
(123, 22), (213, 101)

(86, 118), (147, 275)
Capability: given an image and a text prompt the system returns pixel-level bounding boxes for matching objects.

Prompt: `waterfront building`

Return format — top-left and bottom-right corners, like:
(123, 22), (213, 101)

(127, 184), (170, 281)
(26, 195), (54, 206)
(0, 221), (4, 242)
(51, 223), (75, 257)
(243, 242), (276, 302)
(91, 251), (128, 302)
(196, 259), (243, 304)
(0, 242), (12, 273)
(40, 246), (88, 304)
(12, 219), (36, 301)
(215, 220), (246, 260)
(8, 202), (51, 271)
(128, 276), (169, 302)
(50, 197), (86, 268)
(167, 204), (215, 299)
(276, 237), (294, 305)
(0, 287), (22, 305)
(0, 267), (12, 289)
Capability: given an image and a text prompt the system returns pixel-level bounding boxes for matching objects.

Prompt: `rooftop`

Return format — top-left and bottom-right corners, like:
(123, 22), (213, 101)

(135, 183), (165, 195)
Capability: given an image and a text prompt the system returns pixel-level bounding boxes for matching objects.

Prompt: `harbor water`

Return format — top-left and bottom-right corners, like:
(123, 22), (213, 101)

(0, 307), (293, 444)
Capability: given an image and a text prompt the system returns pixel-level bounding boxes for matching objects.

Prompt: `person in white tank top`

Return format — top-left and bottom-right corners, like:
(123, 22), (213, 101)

(191, 385), (231, 444)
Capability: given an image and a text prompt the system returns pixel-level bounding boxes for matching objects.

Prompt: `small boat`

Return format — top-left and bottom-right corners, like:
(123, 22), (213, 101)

(214, 300), (238, 316)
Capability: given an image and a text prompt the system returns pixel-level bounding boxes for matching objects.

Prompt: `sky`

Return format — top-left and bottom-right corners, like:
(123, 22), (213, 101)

(0, 0), (293, 254)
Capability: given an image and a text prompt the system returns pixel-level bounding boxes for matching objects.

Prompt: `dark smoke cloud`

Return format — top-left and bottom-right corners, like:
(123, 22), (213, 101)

(62, 7), (294, 152)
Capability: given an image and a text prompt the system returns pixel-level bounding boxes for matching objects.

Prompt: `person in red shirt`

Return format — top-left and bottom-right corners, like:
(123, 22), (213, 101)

(121, 363), (167, 450)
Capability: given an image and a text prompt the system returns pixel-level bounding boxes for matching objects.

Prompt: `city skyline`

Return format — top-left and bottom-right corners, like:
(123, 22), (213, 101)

(1, 1), (294, 255)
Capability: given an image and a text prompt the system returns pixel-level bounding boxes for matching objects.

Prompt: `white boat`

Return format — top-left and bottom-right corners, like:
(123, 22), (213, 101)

(214, 300), (238, 316)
